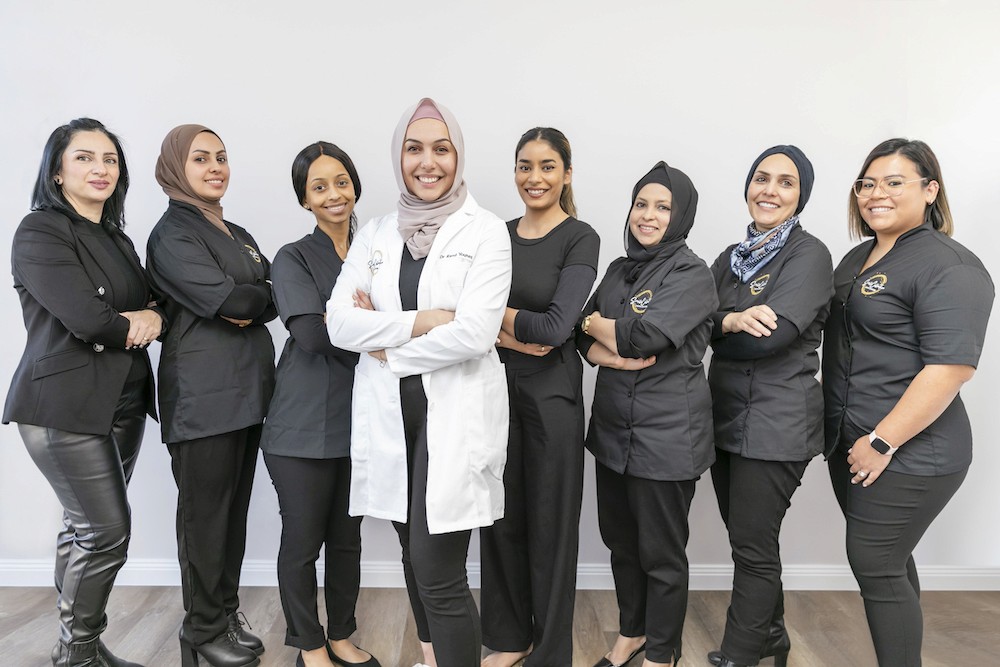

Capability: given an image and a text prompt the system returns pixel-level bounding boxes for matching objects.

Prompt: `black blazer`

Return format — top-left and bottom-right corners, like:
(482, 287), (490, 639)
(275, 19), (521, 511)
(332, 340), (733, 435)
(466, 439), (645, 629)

(3, 208), (163, 435)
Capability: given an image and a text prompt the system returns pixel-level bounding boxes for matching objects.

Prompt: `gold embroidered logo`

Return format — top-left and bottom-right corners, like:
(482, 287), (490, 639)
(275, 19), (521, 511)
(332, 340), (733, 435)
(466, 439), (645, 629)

(860, 274), (888, 296)
(243, 245), (261, 263)
(630, 289), (653, 314)
(749, 273), (770, 296)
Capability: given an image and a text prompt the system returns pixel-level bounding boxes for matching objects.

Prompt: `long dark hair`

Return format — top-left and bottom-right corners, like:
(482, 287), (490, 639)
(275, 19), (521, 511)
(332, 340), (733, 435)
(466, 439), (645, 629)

(848, 138), (952, 239)
(31, 118), (130, 229)
(291, 141), (362, 243)
(515, 127), (577, 218)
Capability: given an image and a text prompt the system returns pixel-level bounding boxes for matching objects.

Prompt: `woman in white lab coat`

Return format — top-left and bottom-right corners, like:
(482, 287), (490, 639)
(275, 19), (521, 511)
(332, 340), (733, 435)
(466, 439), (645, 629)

(327, 98), (512, 667)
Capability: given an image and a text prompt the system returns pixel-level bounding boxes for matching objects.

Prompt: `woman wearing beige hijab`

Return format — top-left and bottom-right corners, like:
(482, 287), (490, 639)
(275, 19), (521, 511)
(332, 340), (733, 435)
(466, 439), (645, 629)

(327, 98), (512, 667)
(146, 125), (276, 667)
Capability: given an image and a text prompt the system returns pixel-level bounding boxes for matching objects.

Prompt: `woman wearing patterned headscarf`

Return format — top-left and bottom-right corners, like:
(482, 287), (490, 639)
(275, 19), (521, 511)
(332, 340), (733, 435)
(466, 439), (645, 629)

(577, 161), (717, 667)
(705, 145), (833, 667)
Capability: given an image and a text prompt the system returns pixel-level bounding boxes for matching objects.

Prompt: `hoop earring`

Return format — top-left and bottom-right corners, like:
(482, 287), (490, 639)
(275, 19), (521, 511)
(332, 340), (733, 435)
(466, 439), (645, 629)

(54, 177), (63, 185)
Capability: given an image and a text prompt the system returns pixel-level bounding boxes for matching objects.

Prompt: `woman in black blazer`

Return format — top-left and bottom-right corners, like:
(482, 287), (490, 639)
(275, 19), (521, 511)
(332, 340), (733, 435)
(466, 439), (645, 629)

(4, 118), (164, 667)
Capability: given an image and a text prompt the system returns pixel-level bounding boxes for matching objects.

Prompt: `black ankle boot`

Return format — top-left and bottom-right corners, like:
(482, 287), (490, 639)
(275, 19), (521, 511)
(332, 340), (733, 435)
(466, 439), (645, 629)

(96, 640), (144, 667)
(178, 628), (260, 667)
(52, 638), (109, 667)
(227, 612), (264, 656)
(707, 619), (790, 667)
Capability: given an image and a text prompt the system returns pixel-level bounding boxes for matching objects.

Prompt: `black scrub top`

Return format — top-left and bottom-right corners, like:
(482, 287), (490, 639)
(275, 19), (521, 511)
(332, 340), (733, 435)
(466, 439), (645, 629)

(578, 246), (717, 481)
(146, 200), (276, 444)
(709, 227), (833, 461)
(823, 222), (993, 476)
(260, 228), (359, 459)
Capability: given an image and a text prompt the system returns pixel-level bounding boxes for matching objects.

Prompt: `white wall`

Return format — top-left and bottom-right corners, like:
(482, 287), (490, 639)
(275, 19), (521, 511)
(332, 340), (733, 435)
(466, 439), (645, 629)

(1, 1), (998, 590)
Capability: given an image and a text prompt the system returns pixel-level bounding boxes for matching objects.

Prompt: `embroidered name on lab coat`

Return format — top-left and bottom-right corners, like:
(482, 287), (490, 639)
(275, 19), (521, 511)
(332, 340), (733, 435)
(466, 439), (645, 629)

(368, 250), (384, 275)
(243, 245), (261, 263)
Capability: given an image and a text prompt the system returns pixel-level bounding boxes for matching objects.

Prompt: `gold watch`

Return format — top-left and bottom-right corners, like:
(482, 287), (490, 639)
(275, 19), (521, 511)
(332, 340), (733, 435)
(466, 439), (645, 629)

(582, 313), (594, 335)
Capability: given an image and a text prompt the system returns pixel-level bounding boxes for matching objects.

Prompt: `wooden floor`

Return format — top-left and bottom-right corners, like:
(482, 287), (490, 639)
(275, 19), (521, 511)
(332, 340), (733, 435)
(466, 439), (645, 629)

(2, 587), (998, 666)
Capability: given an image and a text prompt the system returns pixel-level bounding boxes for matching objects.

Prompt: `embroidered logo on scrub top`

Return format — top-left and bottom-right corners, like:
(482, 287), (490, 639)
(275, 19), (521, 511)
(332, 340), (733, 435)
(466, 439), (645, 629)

(630, 289), (653, 314)
(368, 250), (383, 275)
(243, 245), (262, 263)
(749, 273), (770, 296)
(860, 274), (888, 296)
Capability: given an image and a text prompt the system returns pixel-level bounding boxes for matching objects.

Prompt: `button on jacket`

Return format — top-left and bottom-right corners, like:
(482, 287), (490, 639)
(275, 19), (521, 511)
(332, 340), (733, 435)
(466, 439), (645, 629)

(709, 226), (833, 461)
(327, 194), (512, 534)
(4, 208), (160, 435)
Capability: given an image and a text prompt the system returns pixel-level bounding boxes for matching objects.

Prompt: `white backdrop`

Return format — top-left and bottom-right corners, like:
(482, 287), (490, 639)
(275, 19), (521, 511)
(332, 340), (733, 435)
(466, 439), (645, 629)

(1, 1), (998, 590)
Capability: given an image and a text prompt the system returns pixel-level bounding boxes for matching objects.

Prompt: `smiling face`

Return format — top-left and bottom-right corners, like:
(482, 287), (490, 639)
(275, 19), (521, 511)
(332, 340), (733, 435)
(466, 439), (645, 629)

(184, 131), (229, 201)
(858, 154), (938, 239)
(629, 183), (672, 247)
(303, 155), (356, 226)
(746, 153), (800, 231)
(515, 139), (571, 214)
(57, 130), (120, 222)
(400, 118), (457, 202)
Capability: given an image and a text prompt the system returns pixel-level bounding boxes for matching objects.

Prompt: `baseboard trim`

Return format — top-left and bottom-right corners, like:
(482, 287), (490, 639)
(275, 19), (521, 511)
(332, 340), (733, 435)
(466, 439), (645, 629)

(3, 559), (998, 590)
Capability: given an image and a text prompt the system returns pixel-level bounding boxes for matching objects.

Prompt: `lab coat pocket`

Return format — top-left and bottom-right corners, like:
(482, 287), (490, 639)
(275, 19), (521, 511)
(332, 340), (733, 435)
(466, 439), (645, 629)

(461, 363), (509, 480)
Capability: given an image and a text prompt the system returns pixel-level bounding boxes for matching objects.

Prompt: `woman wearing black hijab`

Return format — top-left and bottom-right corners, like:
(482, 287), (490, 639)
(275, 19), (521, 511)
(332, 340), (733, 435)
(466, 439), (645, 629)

(577, 162), (717, 667)
(705, 146), (833, 667)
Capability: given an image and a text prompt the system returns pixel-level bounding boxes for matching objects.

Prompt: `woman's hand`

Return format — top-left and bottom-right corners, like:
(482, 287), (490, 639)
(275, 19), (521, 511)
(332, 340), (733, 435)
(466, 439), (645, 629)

(412, 309), (455, 337)
(722, 305), (778, 337)
(220, 315), (252, 328)
(496, 329), (554, 356)
(353, 289), (375, 311)
(586, 340), (655, 370)
(121, 309), (163, 348)
(846, 435), (892, 487)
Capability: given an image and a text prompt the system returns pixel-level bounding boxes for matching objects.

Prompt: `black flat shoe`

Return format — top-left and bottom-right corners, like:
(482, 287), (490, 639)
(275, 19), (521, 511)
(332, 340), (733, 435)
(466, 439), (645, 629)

(591, 642), (646, 667)
(228, 612), (265, 656)
(179, 628), (260, 667)
(327, 643), (381, 667)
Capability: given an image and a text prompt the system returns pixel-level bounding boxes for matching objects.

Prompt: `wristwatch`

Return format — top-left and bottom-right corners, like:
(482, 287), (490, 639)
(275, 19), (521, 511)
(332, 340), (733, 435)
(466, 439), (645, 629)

(582, 313), (594, 336)
(869, 432), (898, 456)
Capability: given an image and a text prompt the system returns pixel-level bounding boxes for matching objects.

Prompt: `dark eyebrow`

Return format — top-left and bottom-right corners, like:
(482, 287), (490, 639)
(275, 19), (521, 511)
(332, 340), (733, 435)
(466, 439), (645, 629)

(756, 169), (798, 181)
(311, 173), (349, 182)
(404, 138), (452, 145)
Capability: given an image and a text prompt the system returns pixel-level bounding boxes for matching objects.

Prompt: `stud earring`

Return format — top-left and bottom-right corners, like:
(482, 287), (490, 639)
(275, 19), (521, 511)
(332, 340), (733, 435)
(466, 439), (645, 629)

(55, 177), (63, 185)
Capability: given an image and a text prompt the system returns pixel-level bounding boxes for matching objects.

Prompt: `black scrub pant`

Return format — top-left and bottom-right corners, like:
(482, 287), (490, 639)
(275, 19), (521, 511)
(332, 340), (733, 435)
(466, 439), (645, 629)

(828, 452), (967, 667)
(264, 453), (362, 651)
(19, 377), (147, 652)
(595, 461), (696, 665)
(168, 425), (260, 645)
(710, 449), (808, 664)
(480, 354), (584, 666)
(392, 375), (480, 667)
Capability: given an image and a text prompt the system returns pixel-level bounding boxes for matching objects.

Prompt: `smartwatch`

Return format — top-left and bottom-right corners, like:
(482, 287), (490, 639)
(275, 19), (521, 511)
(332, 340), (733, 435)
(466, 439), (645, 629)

(869, 432), (898, 456)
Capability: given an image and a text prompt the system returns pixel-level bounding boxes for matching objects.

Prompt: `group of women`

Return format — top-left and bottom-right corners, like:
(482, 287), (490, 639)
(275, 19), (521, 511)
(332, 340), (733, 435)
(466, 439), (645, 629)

(4, 99), (992, 667)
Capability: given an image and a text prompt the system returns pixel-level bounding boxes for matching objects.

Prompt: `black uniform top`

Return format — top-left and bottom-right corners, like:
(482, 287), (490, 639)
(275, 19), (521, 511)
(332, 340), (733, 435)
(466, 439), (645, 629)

(708, 226), (833, 461)
(578, 246), (717, 481)
(823, 222), (994, 476)
(146, 200), (276, 444)
(4, 208), (161, 435)
(500, 216), (600, 369)
(260, 228), (359, 459)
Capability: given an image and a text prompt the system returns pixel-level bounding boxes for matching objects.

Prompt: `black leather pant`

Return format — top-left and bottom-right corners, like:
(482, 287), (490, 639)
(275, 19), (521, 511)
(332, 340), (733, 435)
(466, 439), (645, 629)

(19, 377), (147, 648)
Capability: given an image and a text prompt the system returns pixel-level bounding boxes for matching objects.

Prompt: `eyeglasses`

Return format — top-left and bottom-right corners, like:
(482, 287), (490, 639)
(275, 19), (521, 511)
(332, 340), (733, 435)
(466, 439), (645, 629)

(853, 177), (928, 198)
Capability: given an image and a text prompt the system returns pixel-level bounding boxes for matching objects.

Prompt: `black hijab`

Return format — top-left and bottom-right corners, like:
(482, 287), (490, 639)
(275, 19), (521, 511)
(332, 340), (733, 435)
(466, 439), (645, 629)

(624, 161), (698, 282)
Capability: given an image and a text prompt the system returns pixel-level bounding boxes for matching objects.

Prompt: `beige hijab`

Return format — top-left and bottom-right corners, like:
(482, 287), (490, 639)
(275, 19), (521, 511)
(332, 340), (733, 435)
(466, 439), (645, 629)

(155, 124), (226, 228)
(392, 98), (468, 259)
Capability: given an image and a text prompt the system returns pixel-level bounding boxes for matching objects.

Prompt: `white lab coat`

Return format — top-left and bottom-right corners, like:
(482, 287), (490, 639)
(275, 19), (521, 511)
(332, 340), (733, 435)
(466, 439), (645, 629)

(327, 194), (512, 534)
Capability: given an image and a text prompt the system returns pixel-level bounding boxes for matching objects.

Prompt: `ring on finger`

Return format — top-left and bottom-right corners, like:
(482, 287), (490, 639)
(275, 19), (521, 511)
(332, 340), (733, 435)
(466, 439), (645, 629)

(857, 470), (868, 478)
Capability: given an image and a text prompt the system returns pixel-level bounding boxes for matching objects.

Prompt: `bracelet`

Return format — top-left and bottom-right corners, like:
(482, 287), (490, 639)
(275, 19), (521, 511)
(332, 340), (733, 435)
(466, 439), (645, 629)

(582, 313), (594, 335)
